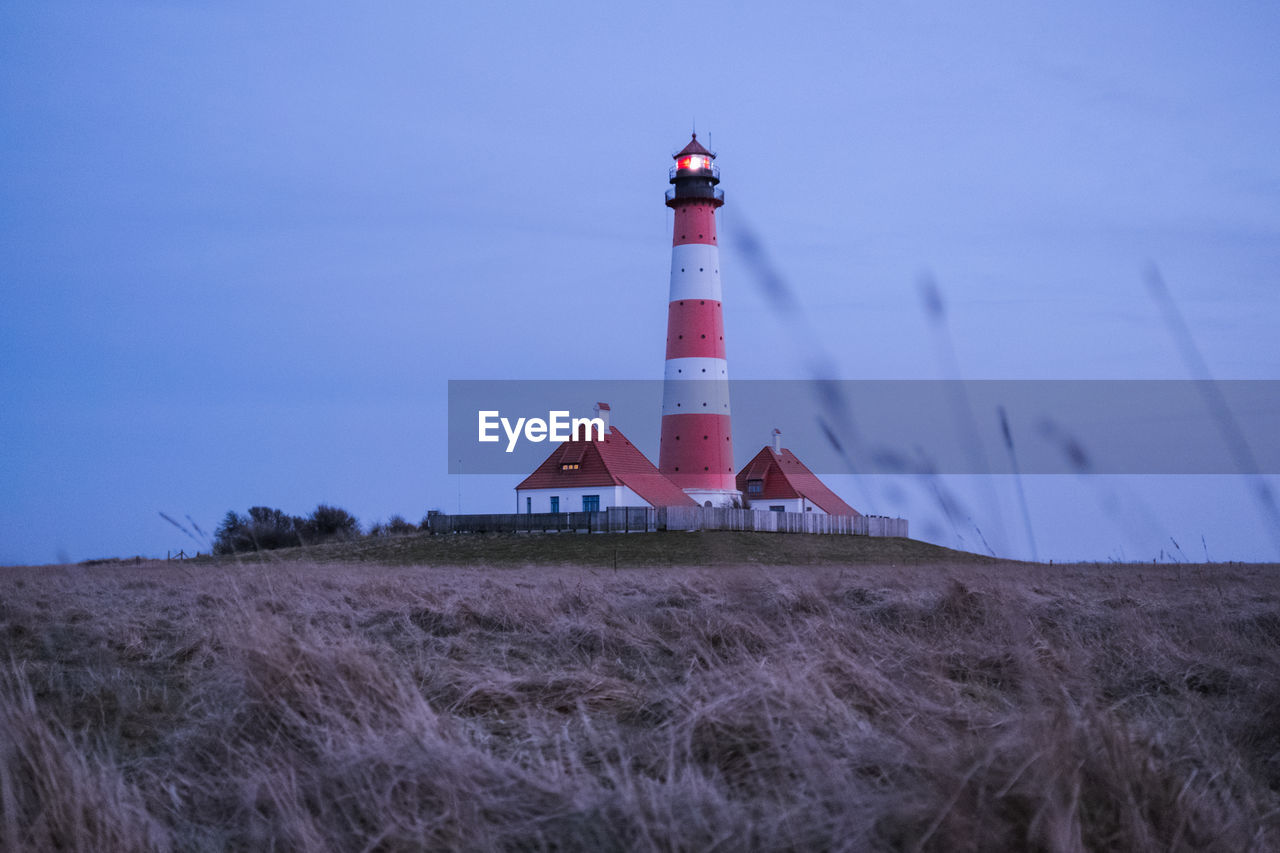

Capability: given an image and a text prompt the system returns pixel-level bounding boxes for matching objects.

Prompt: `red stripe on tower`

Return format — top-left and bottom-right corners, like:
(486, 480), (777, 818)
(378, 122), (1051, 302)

(658, 134), (740, 506)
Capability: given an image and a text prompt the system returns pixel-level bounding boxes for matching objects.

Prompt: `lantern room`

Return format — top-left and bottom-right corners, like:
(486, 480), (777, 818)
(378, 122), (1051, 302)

(676, 153), (713, 173)
(667, 133), (724, 208)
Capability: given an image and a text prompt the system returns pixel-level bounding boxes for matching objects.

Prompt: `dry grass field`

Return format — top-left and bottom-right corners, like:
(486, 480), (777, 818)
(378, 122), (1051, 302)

(2, 541), (1279, 851)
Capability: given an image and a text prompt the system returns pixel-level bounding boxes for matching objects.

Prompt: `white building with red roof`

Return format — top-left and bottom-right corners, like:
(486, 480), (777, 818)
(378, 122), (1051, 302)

(735, 430), (860, 516)
(515, 404), (697, 514)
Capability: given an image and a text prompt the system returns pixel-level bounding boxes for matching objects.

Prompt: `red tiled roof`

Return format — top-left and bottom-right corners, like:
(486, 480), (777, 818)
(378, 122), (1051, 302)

(735, 446), (860, 516)
(516, 427), (696, 507)
(675, 133), (712, 158)
(743, 454), (772, 482)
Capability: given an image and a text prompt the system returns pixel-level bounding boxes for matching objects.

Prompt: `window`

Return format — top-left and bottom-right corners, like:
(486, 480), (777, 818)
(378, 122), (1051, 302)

(550, 496), (559, 513)
(582, 495), (600, 512)
(747, 479), (763, 495)
(560, 447), (584, 471)
(770, 506), (785, 512)
(526, 497), (532, 514)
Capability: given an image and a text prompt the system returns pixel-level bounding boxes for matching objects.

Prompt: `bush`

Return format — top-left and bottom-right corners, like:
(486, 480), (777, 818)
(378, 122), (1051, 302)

(211, 511), (244, 555)
(387, 515), (417, 535)
(213, 507), (303, 555)
(368, 515), (417, 537)
(211, 504), (364, 553)
(300, 504), (360, 544)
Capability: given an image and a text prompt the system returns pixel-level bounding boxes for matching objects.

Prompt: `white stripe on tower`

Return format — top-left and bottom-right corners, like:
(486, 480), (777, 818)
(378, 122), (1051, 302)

(668, 244), (723, 301)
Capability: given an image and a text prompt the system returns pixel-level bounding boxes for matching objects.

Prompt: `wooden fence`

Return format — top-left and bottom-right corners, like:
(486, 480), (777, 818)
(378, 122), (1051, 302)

(430, 508), (656, 534)
(425, 507), (907, 538)
(658, 507), (907, 537)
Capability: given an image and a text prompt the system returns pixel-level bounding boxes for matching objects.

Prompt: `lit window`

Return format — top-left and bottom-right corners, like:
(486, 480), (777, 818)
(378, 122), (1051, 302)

(561, 463), (579, 471)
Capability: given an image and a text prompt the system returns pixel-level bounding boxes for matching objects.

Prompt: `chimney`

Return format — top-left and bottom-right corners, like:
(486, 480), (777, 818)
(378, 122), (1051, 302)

(594, 402), (611, 432)
(771, 428), (782, 453)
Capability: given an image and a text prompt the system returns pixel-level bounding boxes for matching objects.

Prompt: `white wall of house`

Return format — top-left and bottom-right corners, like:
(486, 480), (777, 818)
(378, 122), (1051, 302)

(516, 485), (649, 513)
(747, 496), (827, 514)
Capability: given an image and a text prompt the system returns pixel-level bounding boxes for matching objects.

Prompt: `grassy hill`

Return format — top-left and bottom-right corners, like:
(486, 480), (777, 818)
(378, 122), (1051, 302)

(200, 529), (1003, 568)
(2, 558), (1278, 849)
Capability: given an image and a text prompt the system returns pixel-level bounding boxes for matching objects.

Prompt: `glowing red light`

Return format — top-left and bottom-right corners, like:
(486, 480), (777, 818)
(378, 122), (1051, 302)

(678, 155), (710, 171)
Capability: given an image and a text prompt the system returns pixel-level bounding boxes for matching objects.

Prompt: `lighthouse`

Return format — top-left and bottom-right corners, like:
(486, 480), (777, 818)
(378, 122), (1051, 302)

(515, 134), (870, 522)
(658, 135), (741, 507)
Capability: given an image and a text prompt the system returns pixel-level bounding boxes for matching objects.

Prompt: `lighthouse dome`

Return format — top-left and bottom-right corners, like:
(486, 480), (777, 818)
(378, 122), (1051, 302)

(674, 134), (713, 159)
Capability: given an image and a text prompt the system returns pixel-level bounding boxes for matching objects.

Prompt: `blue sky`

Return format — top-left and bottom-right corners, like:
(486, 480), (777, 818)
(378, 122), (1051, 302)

(2, 1), (1277, 564)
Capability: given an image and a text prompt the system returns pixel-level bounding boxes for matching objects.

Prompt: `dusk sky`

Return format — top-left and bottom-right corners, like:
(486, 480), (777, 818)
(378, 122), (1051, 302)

(3, 2), (1278, 565)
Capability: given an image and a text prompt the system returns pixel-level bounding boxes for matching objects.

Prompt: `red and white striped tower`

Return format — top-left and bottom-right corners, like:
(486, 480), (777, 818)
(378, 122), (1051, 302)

(658, 134), (740, 506)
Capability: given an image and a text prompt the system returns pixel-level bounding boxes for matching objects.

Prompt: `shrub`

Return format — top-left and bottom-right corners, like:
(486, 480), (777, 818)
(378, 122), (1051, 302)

(369, 515), (417, 538)
(300, 504), (360, 544)
(386, 515), (417, 535)
(212, 507), (303, 554)
(211, 511), (246, 555)
(368, 514), (417, 535)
